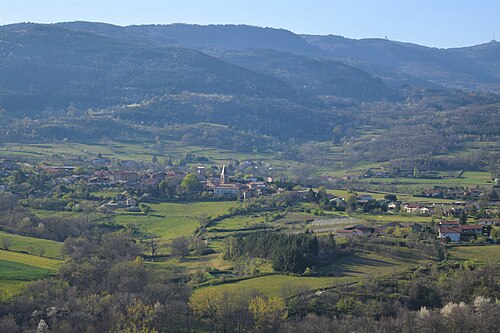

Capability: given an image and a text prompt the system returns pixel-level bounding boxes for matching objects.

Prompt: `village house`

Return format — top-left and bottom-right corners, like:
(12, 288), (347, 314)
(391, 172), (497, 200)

(357, 194), (373, 204)
(211, 165), (269, 198)
(110, 171), (139, 183)
(42, 166), (75, 176)
(375, 221), (403, 234)
(213, 166), (246, 197)
(460, 225), (483, 236)
(477, 219), (500, 226)
(438, 226), (462, 242)
(88, 171), (112, 185)
(125, 197), (137, 207)
(387, 202), (398, 210)
(404, 204), (430, 215)
(438, 220), (484, 242)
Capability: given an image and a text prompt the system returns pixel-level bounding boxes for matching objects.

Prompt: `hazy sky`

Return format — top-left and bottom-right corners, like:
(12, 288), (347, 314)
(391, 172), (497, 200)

(1, 0), (499, 48)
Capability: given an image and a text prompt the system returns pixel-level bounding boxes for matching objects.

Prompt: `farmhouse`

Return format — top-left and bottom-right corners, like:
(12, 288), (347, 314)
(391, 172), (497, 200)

(438, 227), (461, 242)
(460, 225), (483, 236)
(213, 184), (244, 197)
(404, 204), (430, 215)
(438, 220), (484, 242)
(110, 171), (139, 183)
(478, 219), (500, 226)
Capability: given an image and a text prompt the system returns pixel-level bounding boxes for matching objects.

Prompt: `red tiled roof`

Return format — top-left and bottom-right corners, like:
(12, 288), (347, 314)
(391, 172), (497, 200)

(439, 220), (460, 225)
(460, 225), (483, 230)
(439, 227), (461, 234)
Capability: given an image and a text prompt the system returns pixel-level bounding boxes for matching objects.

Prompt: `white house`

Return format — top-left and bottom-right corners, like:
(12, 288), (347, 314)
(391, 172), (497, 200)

(404, 204), (430, 215)
(438, 227), (461, 242)
(125, 198), (137, 207)
(213, 184), (242, 197)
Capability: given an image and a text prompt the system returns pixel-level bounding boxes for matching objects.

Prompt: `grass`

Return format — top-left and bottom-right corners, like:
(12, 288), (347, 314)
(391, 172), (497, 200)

(0, 231), (64, 259)
(0, 260), (55, 281)
(91, 190), (126, 198)
(196, 251), (420, 297)
(208, 215), (266, 231)
(31, 209), (78, 219)
(114, 201), (237, 244)
(0, 249), (62, 301)
(0, 250), (62, 269)
(0, 281), (29, 301)
(359, 171), (492, 187)
(358, 213), (433, 224)
(446, 245), (500, 265)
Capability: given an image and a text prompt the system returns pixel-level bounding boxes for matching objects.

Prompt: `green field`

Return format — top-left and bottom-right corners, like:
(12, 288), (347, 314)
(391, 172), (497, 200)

(447, 245), (500, 265)
(0, 250), (62, 300)
(360, 171), (492, 187)
(114, 201), (237, 244)
(209, 215), (266, 231)
(0, 260), (54, 281)
(0, 231), (63, 259)
(196, 251), (421, 297)
(358, 213), (433, 224)
(0, 250), (62, 269)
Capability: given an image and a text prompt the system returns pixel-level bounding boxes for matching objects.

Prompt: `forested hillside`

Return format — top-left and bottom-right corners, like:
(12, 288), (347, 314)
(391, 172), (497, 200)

(0, 22), (498, 167)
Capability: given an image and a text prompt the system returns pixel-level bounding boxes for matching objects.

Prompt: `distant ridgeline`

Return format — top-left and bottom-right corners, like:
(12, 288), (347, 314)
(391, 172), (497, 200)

(0, 22), (498, 164)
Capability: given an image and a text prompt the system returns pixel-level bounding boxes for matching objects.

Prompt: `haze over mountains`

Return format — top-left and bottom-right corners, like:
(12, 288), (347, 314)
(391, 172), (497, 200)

(56, 22), (500, 93)
(0, 22), (498, 162)
(1, 22), (499, 109)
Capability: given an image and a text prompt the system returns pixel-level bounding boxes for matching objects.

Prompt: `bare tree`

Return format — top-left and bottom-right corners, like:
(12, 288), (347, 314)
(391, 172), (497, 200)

(150, 237), (159, 259)
(170, 236), (190, 260)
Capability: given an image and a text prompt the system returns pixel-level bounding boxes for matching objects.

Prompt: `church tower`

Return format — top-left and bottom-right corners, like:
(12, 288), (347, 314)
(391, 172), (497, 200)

(220, 165), (227, 184)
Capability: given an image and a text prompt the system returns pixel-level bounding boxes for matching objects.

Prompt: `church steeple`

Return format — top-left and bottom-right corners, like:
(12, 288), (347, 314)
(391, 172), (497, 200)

(220, 165), (227, 184)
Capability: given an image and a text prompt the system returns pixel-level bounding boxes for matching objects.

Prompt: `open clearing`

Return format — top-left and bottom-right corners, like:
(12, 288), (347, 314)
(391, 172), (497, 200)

(196, 251), (421, 297)
(446, 245), (500, 265)
(0, 231), (63, 259)
(114, 201), (237, 243)
(0, 250), (62, 301)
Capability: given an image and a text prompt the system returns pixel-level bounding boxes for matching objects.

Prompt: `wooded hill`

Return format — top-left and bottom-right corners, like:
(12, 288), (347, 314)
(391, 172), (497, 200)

(0, 22), (498, 167)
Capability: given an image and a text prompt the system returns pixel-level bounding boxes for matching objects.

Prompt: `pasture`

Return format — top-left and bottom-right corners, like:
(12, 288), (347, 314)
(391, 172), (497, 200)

(446, 245), (500, 265)
(0, 231), (64, 259)
(0, 250), (62, 301)
(195, 251), (421, 297)
(114, 201), (237, 243)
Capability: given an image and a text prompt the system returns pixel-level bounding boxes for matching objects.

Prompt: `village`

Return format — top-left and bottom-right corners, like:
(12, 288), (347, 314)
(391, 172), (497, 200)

(1, 155), (499, 244)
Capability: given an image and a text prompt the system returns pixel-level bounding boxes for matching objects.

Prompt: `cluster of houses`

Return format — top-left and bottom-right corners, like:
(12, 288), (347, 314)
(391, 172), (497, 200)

(208, 165), (270, 199)
(423, 186), (485, 200)
(101, 192), (137, 210)
(43, 161), (272, 200)
(437, 220), (487, 242)
(334, 219), (498, 243)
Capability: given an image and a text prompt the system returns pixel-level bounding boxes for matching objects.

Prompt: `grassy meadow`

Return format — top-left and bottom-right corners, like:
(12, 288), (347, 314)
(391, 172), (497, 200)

(195, 251), (423, 297)
(114, 201), (237, 244)
(0, 250), (62, 301)
(0, 231), (64, 259)
(446, 245), (500, 265)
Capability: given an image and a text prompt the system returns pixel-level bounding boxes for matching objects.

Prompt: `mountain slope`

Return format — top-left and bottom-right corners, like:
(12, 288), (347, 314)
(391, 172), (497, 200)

(302, 35), (500, 93)
(0, 24), (298, 113)
(209, 49), (395, 101)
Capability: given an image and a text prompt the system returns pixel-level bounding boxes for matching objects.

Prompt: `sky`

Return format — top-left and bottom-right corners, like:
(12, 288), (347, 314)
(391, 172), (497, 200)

(0, 0), (499, 48)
